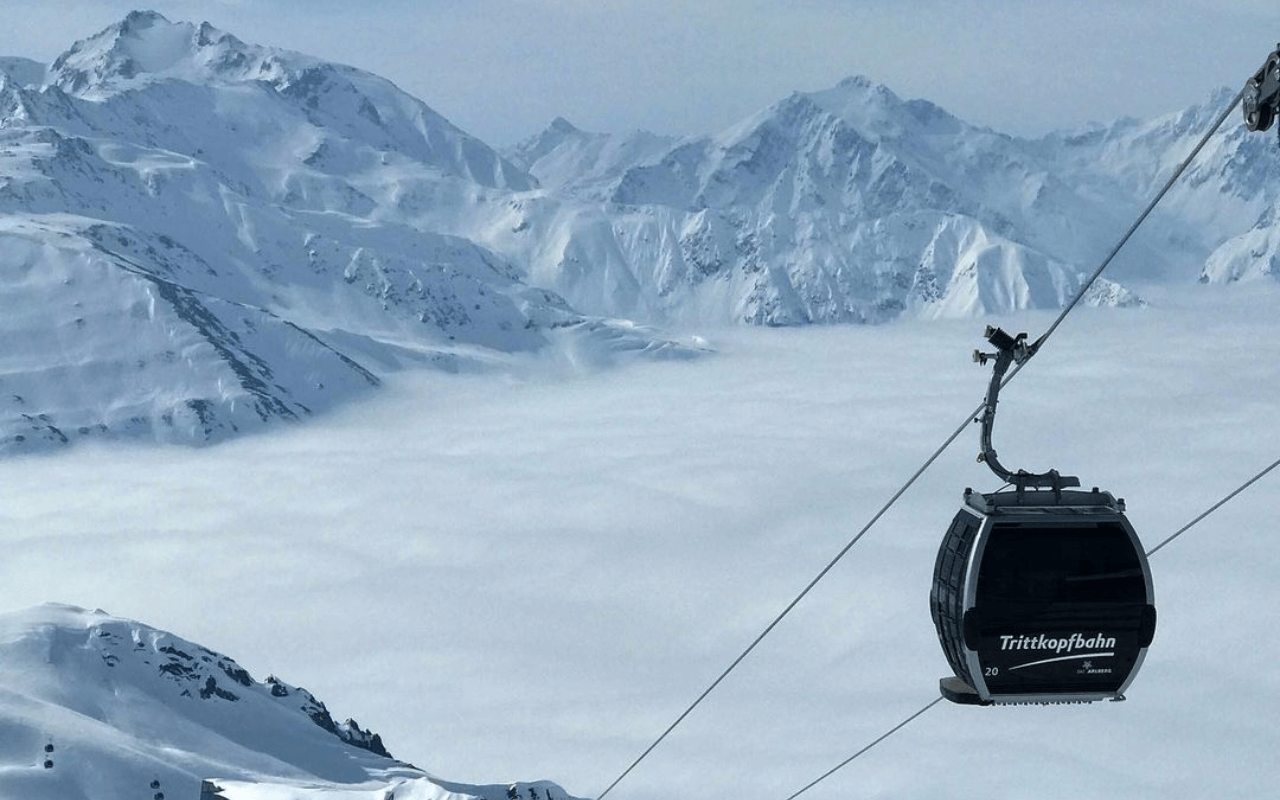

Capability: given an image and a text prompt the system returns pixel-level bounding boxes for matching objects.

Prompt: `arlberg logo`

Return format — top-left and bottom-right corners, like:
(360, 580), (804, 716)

(999, 633), (1116, 654)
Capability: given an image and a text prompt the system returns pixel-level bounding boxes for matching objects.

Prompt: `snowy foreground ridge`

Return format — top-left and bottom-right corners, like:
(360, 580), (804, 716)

(0, 603), (579, 800)
(2, 10), (1280, 451)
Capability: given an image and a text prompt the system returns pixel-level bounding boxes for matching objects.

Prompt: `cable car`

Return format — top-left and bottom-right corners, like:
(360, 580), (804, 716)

(931, 486), (1156, 705)
(930, 327), (1156, 705)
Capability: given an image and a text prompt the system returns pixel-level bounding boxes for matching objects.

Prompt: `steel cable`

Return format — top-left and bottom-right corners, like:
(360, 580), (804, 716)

(1146, 454), (1280, 557)
(781, 698), (944, 800)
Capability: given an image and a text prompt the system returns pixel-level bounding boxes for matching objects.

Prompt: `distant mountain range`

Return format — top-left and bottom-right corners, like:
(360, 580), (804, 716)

(0, 603), (579, 800)
(0, 11), (1276, 450)
(498, 81), (1278, 326)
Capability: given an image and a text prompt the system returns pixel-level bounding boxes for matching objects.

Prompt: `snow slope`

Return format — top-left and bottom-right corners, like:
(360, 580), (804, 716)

(0, 11), (701, 452)
(0, 603), (579, 800)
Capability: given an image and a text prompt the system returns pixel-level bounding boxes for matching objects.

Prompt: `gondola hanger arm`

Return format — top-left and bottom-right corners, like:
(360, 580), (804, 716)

(972, 325), (1080, 498)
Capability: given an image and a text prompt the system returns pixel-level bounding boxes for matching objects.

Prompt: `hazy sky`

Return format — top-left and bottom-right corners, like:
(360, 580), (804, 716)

(0, 0), (1277, 146)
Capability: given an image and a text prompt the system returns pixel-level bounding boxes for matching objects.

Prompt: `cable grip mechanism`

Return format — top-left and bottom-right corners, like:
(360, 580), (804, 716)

(972, 325), (1080, 499)
(1244, 43), (1280, 145)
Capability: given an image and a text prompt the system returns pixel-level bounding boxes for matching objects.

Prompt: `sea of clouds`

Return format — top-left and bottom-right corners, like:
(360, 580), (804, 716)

(1, 282), (1277, 799)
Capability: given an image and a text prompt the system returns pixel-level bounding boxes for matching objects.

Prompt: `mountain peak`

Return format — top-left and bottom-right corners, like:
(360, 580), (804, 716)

(47, 11), (268, 96)
(549, 116), (581, 134)
(830, 74), (903, 102)
(836, 74), (876, 90)
(120, 8), (171, 30)
(812, 74), (904, 114)
(713, 75), (911, 152)
(782, 75), (970, 140)
(38, 10), (536, 193)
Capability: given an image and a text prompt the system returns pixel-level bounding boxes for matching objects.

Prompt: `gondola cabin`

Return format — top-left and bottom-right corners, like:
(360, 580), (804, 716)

(931, 487), (1156, 705)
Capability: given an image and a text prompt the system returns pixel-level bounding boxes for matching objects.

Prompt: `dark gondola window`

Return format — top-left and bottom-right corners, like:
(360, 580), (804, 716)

(977, 521), (1146, 606)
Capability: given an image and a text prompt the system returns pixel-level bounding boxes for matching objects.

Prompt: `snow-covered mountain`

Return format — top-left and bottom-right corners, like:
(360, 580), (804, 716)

(0, 11), (700, 452)
(43, 11), (532, 191)
(489, 79), (1280, 327)
(504, 117), (676, 196)
(0, 603), (580, 800)
(482, 77), (1150, 326)
(1024, 87), (1280, 284)
(3, 11), (1278, 451)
